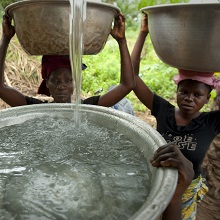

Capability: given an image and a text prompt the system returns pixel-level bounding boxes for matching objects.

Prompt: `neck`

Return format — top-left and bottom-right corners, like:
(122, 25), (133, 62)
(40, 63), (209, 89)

(175, 108), (201, 126)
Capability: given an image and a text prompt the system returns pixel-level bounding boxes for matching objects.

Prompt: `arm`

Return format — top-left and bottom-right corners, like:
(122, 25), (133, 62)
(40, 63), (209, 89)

(0, 15), (27, 107)
(131, 13), (154, 111)
(98, 13), (135, 107)
(150, 143), (194, 220)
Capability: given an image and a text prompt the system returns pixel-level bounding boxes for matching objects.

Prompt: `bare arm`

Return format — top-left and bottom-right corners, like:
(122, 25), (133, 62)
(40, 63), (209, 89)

(0, 15), (27, 107)
(98, 14), (135, 107)
(150, 143), (194, 220)
(131, 13), (154, 111)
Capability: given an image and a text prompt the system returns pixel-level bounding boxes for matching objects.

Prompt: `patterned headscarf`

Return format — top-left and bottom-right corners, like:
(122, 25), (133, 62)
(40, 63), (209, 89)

(173, 69), (220, 89)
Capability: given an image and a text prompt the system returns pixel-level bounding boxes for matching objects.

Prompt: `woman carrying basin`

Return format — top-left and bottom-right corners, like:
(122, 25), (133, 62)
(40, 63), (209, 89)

(132, 13), (220, 220)
(0, 13), (135, 107)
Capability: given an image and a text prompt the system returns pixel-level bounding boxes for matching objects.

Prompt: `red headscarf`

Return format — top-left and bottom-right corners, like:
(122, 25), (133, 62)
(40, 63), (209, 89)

(38, 55), (72, 96)
(173, 69), (220, 89)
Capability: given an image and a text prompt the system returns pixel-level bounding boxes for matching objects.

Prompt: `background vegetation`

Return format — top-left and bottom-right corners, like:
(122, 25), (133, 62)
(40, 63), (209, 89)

(0, 0), (215, 114)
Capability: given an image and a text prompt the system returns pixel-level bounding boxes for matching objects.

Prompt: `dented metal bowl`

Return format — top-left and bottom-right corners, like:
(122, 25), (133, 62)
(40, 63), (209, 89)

(5, 0), (120, 55)
(142, 3), (220, 72)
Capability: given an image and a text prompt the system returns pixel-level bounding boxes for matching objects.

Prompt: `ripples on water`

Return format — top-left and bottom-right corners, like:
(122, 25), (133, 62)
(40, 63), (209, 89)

(0, 116), (151, 220)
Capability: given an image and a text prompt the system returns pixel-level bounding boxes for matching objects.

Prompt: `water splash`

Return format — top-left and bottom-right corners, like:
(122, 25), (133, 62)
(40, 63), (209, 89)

(69, 0), (86, 127)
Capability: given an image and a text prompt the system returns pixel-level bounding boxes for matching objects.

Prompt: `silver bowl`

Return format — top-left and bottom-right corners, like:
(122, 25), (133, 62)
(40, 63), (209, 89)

(5, 0), (120, 55)
(0, 104), (177, 220)
(142, 3), (220, 72)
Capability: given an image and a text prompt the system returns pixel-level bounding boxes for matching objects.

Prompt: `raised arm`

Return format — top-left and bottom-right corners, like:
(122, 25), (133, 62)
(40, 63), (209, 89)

(98, 13), (135, 107)
(0, 15), (27, 107)
(150, 143), (194, 220)
(131, 13), (154, 111)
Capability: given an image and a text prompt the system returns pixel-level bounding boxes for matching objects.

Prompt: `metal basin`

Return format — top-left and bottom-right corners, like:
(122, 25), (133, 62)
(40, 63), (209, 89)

(5, 0), (120, 55)
(142, 3), (220, 72)
(0, 104), (177, 220)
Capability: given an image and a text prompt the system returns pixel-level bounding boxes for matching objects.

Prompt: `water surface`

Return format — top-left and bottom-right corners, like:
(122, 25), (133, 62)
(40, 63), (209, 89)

(0, 116), (151, 220)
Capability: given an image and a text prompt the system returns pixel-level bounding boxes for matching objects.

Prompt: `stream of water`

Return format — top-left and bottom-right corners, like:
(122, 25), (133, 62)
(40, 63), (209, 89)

(69, 0), (86, 126)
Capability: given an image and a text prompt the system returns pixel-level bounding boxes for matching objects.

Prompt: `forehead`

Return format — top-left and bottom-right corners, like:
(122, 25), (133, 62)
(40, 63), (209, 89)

(178, 80), (210, 92)
(49, 68), (72, 79)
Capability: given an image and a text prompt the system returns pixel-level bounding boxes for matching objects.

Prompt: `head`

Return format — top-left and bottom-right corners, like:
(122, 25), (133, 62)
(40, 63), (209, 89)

(173, 69), (220, 115)
(38, 55), (86, 103)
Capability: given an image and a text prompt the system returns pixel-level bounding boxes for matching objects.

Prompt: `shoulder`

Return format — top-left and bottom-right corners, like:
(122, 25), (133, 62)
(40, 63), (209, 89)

(201, 110), (220, 134)
(82, 96), (100, 105)
(153, 93), (174, 109)
(154, 93), (169, 104)
(201, 110), (220, 120)
(25, 96), (49, 105)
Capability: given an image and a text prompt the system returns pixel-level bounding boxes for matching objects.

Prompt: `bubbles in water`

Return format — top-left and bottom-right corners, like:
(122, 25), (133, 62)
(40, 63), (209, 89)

(0, 116), (151, 220)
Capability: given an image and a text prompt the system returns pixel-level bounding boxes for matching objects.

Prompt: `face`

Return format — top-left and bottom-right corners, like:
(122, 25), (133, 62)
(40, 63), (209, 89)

(46, 68), (73, 103)
(176, 80), (211, 116)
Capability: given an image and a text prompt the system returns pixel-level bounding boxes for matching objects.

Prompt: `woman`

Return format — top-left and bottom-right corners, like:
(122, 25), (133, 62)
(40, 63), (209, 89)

(131, 14), (220, 219)
(0, 13), (135, 107)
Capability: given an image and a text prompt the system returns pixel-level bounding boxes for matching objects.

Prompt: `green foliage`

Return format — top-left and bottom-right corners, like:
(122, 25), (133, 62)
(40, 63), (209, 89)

(138, 0), (189, 8)
(82, 30), (215, 112)
(103, 0), (142, 31)
(82, 33), (178, 112)
(0, 0), (216, 113)
(0, 0), (17, 8)
(82, 38), (121, 95)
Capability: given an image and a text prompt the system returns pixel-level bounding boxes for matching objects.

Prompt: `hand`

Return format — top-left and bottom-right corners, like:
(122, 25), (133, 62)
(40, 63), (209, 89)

(110, 13), (125, 42)
(2, 14), (15, 40)
(140, 13), (149, 34)
(150, 143), (194, 199)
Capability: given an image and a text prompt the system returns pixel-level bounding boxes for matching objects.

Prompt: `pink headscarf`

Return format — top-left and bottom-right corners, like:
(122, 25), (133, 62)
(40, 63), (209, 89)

(173, 69), (220, 89)
(38, 55), (71, 96)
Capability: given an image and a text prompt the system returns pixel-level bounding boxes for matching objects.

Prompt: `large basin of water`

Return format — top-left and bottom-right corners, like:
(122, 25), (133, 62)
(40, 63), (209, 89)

(5, 0), (120, 55)
(142, 2), (220, 72)
(0, 104), (177, 220)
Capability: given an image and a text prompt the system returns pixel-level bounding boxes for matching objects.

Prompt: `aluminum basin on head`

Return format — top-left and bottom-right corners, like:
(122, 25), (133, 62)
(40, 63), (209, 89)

(141, 3), (220, 72)
(5, 0), (120, 55)
(0, 104), (177, 220)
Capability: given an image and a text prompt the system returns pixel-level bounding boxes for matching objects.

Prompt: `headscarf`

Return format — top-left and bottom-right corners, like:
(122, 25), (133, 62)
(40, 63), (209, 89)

(38, 55), (87, 96)
(173, 69), (220, 89)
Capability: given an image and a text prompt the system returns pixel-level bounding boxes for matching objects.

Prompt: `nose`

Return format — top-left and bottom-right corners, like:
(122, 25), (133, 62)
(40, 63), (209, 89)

(56, 82), (67, 89)
(184, 93), (194, 101)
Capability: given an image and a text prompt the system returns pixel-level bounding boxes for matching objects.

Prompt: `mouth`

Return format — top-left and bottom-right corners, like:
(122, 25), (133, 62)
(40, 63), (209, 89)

(54, 94), (70, 101)
(181, 104), (194, 110)
(55, 93), (68, 97)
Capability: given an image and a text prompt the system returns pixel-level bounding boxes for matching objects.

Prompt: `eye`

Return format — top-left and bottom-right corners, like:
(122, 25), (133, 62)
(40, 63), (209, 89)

(178, 90), (186, 95)
(54, 80), (61, 85)
(65, 79), (73, 84)
(50, 79), (60, 84)
(194, 93), (202, 98)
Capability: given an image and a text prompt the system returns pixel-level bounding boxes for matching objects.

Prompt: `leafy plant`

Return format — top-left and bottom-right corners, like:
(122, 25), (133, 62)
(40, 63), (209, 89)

(0, 0), (17, 8)
(138, 0), (189, 8)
